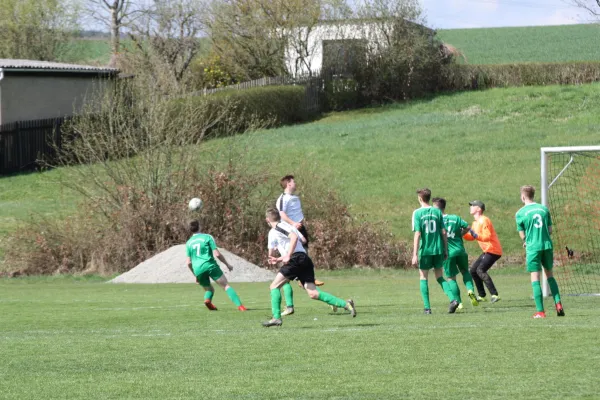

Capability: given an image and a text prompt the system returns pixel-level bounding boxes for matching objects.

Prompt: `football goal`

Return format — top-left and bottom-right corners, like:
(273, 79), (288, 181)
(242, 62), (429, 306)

(541, 146), (600, 296)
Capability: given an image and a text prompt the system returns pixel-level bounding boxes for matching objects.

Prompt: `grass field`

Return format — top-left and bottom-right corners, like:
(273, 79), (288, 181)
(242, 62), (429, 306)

(1, 270), (599, 399)
(2, 83), (599, 263)
(438, 24), (600, 64)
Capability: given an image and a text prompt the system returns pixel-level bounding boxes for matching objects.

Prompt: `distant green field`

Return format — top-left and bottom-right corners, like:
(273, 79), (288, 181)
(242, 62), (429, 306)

(438, 24), (600, 64)
(1, 271), (599, 399)
(2, 83), (599, 264)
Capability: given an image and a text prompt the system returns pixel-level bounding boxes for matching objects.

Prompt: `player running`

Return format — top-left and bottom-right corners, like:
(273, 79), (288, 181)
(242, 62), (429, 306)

(276, 175), (324, 317)
(433, 197), (479, 310)
(463, 200), (503, 303)
(516, 185), (564, 318)
(412, 188), (460, 314)
(185, 220), (247, 311)
(262, 208), (356, 327)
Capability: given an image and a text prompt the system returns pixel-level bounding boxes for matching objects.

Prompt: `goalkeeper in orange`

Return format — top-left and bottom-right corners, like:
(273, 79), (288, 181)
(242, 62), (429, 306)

(463, 200), (502, 303)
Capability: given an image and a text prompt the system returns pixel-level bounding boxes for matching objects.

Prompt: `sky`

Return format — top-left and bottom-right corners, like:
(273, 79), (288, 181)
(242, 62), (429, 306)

(421, 0), (591, 29)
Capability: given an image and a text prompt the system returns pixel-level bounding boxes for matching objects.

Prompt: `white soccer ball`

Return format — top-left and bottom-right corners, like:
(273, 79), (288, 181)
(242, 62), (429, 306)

(188, 197), (203, 211)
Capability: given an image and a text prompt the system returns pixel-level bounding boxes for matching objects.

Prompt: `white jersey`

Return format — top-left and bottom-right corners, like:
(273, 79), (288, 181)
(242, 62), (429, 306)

(276, 193), (304, 223)
(268, 221), (306, 255)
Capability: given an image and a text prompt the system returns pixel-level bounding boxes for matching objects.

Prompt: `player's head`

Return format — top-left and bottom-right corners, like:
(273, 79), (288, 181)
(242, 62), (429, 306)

(189, 219), (201, 233)
(432, 197), (446, 211)
(265, 208), (281, 223)
(520, 185), (535, 202)
(469, 200), (485, 215)
(416, 188), (431, 204)
(280, 175), (296, 192)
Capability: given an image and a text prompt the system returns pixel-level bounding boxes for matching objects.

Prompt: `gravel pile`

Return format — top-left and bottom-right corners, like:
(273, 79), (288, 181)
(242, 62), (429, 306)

(109, 245), (274, 284)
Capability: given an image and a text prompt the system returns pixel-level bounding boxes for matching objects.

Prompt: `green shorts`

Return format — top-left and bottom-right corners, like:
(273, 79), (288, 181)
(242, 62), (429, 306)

(194, 263), (224, 287)
(419, 254), (444, 270)
(526, 249), (553, 273)
(444, 253), (469, 278)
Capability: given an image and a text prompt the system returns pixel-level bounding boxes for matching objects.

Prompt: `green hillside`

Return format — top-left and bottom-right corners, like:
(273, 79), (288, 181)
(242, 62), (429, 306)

(438, 24), (600, 64)
(2, 83), (599, 262)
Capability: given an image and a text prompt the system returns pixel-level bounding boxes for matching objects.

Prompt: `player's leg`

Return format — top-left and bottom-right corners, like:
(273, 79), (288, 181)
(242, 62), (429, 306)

(263, 272), (290, 327)
(419, 259), (432, 314)
(457, 254), (478, 306)
(213, 271), (246, 311)
(197, 272), (218, 310)
(442, 256), (461, 304)
(469, 254), (487, 300)
(542, 249), (564, 316)
(281, 282), (295, 316)
(435, 266), (459, 313)
(476, 253), (501, 302)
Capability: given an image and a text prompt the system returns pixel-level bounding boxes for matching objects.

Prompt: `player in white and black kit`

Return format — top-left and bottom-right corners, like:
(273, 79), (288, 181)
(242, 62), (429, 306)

(276, 175), (323, 317)
(262, 208), (356, 327)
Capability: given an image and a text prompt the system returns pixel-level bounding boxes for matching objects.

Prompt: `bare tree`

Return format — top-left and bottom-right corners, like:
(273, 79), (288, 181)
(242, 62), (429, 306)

(565, 0), (600, 17)
(85, 0), (142, 65)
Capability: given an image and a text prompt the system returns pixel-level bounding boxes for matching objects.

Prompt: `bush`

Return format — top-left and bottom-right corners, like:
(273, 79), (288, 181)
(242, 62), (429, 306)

(440, 62), (600, 91)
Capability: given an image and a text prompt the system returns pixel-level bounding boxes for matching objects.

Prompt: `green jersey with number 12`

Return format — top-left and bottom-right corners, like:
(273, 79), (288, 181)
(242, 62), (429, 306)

(443, 214), (469, 257)
(515, 203), (553, 252)
(412, 206), (445, 256)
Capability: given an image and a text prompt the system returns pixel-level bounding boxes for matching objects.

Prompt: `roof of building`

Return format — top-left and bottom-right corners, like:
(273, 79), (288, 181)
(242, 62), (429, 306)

(0, 59), (119, 74)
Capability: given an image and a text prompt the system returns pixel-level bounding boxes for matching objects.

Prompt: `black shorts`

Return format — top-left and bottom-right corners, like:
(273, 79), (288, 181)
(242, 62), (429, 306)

(279, 252), (315, 285)
(298, 225), (309, 248)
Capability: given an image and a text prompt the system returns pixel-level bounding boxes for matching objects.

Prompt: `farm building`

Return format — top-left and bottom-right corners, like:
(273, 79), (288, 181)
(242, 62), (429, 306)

(0, 59), (119, 124)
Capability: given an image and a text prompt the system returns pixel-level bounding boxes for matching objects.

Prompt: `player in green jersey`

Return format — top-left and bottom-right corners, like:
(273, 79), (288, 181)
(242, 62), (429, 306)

(412, 188), (459, 314)
(185, 220), (247, 312)
(516, 186), (564, 318)
(433, 198), (479, 310)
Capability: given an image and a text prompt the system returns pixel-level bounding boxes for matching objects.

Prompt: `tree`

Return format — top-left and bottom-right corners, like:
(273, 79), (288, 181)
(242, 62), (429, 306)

(565, 0), (600, 18)
(0, 0), (79, 61)
(84, 0), (142, 66)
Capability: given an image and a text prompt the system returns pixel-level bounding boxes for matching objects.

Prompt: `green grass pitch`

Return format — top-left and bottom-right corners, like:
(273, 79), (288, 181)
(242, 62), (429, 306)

(2, 271), (599, 399)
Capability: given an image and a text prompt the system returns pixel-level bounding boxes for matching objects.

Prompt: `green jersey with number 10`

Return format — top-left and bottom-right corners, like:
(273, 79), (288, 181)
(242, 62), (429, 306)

(412, 206), (445, 256)
(443, 214), (469, 257)
(515, 203), (553, 252)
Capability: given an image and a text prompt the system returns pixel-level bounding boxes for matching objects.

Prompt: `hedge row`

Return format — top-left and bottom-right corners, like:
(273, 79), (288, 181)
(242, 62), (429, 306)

(441, 61), (600, 91)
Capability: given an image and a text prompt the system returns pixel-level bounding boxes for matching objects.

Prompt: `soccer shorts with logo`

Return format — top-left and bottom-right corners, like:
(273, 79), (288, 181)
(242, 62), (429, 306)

(444, 253), (469, 277)
(526, 249), (553, 272)
(419, 254), (444, 270)
(279, 252), (315, 285)
(194, 262), (224, 287)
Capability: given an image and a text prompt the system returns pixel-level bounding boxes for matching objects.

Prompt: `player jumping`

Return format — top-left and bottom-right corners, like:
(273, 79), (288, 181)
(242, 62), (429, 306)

(516, 185), (564, 318)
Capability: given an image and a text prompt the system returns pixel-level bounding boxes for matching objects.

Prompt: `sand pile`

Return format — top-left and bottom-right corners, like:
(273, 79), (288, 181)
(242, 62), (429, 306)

(109, 245), (274, 284)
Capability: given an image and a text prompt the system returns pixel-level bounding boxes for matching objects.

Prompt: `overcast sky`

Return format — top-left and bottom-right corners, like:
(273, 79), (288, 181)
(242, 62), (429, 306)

(421, 0), (590, 29)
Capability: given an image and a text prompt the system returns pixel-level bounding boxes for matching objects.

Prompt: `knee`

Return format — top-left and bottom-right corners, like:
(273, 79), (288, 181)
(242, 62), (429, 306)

(269, 283), (279, 291)
(307, 289), (320, 300)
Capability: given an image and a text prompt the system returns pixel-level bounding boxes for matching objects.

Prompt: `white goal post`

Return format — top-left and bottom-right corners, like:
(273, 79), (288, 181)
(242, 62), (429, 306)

(541, 146), (600, 296)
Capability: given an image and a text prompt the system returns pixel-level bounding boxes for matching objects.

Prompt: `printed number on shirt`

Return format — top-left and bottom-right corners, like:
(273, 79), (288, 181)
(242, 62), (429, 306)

(533, 214), (543, 228)
(447, 224), (455, 239)
(192, 244), (202, 256)
(423, 220), (436, 234)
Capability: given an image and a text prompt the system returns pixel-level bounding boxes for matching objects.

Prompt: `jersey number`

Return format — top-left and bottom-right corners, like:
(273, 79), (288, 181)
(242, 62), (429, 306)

(533, 214), (543, 228)
(192, 244), (202, 257)
(447, 225), (455, 239)
(423, 220), (436, 234)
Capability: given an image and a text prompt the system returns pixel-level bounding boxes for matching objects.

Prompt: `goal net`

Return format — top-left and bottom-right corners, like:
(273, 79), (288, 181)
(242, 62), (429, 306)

(542, 146), (600, 296)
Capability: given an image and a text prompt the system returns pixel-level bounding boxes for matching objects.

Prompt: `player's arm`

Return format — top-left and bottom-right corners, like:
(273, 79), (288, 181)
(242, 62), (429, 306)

(441, 228), (448, 260)
(475, 220), (492, 242)
(463, 227), (476, 241)
(518, 231), (526, 248)
(213, 249), (233, 271)
(412, 231), (421, 266)
(277, 232), (299, 264)
(279, 210), (301, 229)
(186, 256), (193, 274)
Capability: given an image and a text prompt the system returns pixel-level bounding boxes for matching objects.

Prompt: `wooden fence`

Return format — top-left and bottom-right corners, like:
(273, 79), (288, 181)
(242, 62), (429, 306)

(0, 117), (65, 175)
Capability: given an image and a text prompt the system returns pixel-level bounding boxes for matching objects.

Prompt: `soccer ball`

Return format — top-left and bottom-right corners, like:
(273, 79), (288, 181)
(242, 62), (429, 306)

(188, 197), (203, 211)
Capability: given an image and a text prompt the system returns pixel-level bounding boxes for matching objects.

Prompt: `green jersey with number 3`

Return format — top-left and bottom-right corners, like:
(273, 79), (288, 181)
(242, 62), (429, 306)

(515, 203), (553, 252)
(186, 233), (218, 274)
(443, 214), (469, 257)
(412, 206), (446, 256)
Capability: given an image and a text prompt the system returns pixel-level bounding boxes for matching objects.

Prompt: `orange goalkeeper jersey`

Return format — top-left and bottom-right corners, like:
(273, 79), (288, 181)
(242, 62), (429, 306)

(463, 215), (503, 256)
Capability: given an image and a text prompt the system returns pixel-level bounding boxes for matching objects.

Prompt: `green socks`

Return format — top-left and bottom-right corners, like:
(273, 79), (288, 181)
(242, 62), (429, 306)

(548, 277), (562, 304)
(282, 282), (294, 307)
(437, 277), (456, 302)
(447, 279), (461, 303)
(420, 279), (430, 309)
(532, 281), (544, 312)
(270, 288), (282, 319)
(204, 291), (214, 301)
(225, 287), (242, 307)
(317, 291), (347, 308)
(463, 272), (475, 293)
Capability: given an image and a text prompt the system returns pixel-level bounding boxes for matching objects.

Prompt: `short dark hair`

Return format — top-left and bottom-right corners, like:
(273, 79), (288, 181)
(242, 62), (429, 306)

(266, 208), (281, 222)
(189, 220), (200, 233)
(280, 175), (294, 189)
(416, 188), (431, 203)
(432, 197), (446, 210)
(521, 185), (535, 200)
